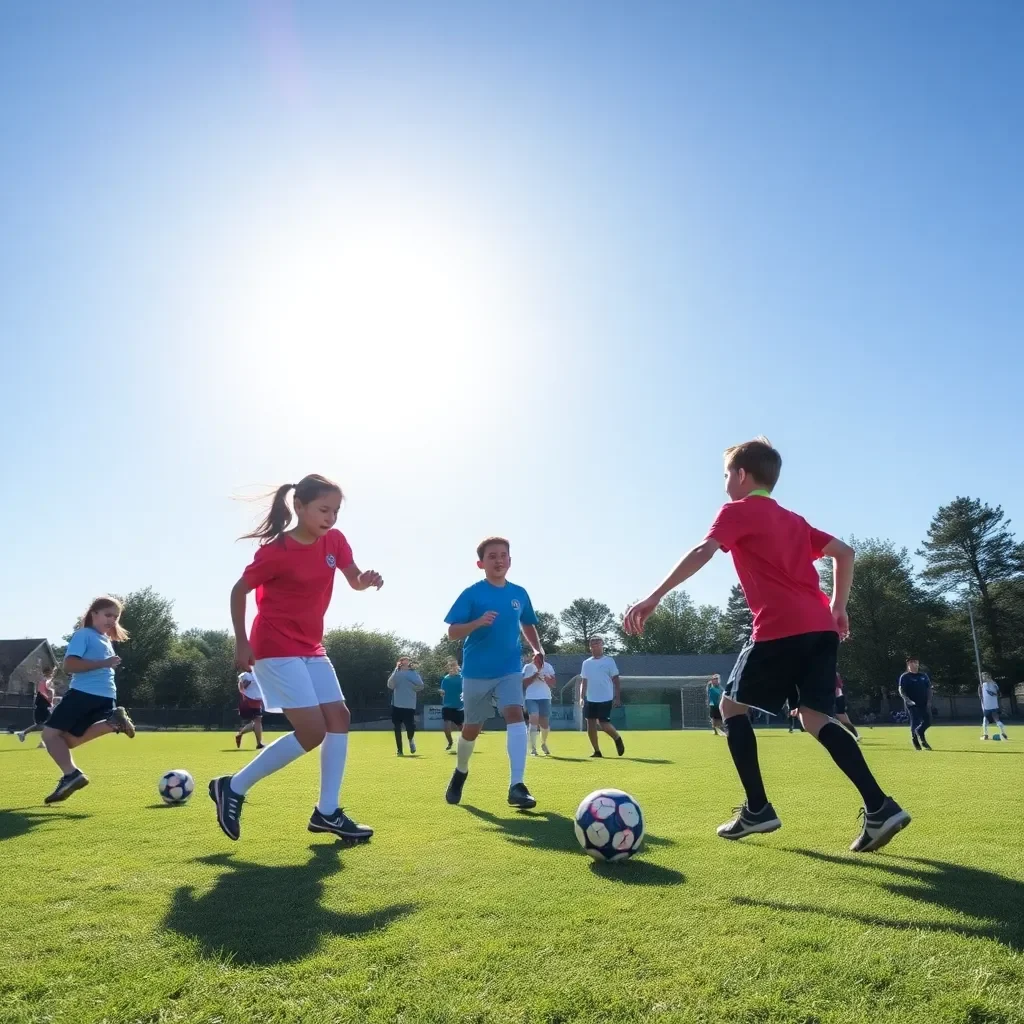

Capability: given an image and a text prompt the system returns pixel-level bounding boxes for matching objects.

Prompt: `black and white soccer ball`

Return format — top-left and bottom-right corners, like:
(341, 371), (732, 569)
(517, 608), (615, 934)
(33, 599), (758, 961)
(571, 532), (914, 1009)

(574, 788), (644, 861)
(158, 769), (195, 805)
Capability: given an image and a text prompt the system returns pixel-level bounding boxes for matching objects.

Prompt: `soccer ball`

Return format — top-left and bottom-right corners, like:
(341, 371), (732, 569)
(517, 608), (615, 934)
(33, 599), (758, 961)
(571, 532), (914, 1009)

(158, 769), (195, 805)
(992, 734), (1002, 742)
(574, 788), (644, 862)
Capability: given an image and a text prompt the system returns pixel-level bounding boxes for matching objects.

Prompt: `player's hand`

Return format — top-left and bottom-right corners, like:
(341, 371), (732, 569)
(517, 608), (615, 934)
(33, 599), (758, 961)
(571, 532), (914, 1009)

(103, 656), (122, 668)
(532, 651), (545, 670)
(235, 639), (255, 671)
(613, 696), (622, 708)
(475, 611), (498, 629)
(359, 569), (384, 590)
(624, 597), (659, 635)
(832, 602), (849, 640)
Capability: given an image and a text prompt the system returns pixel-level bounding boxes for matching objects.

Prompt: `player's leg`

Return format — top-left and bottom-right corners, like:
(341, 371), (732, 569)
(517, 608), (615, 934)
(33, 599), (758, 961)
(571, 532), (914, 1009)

(917, 708), (933, 749)
(443, 717), (453, 748)
(38, 691), (119, 802)
(446, 681), (488, 804)
(982, 710), (990, 739)
(586, 711), (602, 755)
(599, 714), (625, 756)
(539, 704), (551, 755)
(499, 676), (535, 808)
(526, 700), (539, 754)
(406, 709), (417, 753)
(253, 716), (264, 748)
(908, 706), (923, 749)
(994, 709), (1009, 739)
(392, 707), (405, 755)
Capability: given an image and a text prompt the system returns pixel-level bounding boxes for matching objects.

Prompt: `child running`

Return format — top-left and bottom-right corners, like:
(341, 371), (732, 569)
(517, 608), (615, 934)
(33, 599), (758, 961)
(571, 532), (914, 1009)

(209, 474), (383, 843)
(979, 671), (1009, 741)
(439, 657), (464, 751)
(443, 536), (545, 809)
(16, 667), (56, 747)
(707, 674), (724, 736)
(41, 597), (136, 803)
(235, 670), (265, 749)
(624, 438), (910, 853)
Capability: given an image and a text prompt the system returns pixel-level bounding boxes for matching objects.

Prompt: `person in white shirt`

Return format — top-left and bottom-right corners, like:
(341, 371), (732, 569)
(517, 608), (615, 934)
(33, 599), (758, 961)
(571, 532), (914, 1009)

(579, 637), (624, 757)
(979, 671), (1009, 741)
(522, 655), (556, 755)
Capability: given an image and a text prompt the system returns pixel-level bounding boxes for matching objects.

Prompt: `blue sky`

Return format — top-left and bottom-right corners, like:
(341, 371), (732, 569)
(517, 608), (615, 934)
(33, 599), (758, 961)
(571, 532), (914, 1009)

(2, 1), (1022, 648)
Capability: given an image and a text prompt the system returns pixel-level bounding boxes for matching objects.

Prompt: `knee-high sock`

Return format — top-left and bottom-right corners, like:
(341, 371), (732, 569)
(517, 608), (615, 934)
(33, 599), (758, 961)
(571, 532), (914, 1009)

(507, 722), (528, 785)
(230, 732), (305, 795)
(457, 736), (476, 773)
(983, 717), (989, 736)
(817, 722), (885, 812)
(529, 724), (539, 749)
(724, 714), (768, 812)
(540, 727), (549, 744)
(317, 732), (349, 815)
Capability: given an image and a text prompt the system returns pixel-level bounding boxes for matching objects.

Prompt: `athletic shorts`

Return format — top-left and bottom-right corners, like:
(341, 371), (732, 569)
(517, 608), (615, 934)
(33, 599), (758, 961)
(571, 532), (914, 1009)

(252, 657), (343, 714)
(442, 707), (465, 726)
(525, 698), (552, 718)
(238, 708), (263, 721)
(709, 705), (723, 723)
(33, 697), (53, 726)
(584, 699), (614, 723)
(391, 707), (416, 728)
(463, 674), (523, 726)
(725, 631), (838, 718)
(834, 694), (847, 716)
(45, 689), (116, 738)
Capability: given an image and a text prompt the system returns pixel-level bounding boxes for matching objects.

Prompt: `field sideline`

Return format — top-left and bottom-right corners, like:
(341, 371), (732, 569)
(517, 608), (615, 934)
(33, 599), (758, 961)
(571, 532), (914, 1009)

(1, 725), (1021, 1024)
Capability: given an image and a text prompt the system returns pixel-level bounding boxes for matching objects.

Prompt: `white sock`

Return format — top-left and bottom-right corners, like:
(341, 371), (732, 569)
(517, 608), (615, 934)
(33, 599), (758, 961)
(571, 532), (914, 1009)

(507, 721), (528, 785)
(983, 719), (989, 736)
(457, 736), (476, 773)
(541, 727), (549, 745)
(529, 724), (538, 749)
(997, 720), (1007, 736)
(317, 732), (349, 815)
(230, 732), (305, 795)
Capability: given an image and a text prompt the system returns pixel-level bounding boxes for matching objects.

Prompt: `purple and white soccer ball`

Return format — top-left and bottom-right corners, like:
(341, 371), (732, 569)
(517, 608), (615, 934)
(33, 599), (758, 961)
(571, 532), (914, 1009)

(158, 769), (195, 805)
(574, 788), (644, 862)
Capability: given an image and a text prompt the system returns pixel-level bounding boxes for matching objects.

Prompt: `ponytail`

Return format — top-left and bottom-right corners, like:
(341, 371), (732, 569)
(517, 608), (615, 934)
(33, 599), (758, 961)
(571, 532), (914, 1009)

(242, 474), (344, 544)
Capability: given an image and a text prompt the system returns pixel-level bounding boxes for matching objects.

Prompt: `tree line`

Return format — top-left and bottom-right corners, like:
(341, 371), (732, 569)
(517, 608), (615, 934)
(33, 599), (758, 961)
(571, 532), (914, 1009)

(49, 496), (1023, 710)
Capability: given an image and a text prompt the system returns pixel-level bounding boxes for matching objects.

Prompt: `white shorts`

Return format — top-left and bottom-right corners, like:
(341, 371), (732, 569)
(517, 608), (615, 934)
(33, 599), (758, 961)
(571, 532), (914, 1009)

(252, 657), (344, 714)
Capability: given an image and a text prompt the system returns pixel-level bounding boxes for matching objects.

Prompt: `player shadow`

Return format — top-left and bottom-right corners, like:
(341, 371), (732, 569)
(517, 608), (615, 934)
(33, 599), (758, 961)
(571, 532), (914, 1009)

(462, 805), (582, 854)
(145, 803), (189, 810)
(588, 860), (686, 886)
(0, 806), (90, 840)
(546, 755), (591, 762)
(927, 748), (1021, 756)
(163, 845), (416, 965)
(620, 757), (674, 765)
(732, 849), (1024, 952)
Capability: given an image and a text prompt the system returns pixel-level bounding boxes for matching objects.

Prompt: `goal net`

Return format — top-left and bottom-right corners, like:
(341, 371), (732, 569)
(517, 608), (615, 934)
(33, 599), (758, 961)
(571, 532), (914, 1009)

(559, 674), (716, 730)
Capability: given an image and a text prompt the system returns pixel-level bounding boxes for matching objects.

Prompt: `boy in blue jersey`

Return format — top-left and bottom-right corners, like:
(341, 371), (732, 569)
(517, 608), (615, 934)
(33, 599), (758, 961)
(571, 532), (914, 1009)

(898, 657), (933, 750)
(444, 537), (545, 809)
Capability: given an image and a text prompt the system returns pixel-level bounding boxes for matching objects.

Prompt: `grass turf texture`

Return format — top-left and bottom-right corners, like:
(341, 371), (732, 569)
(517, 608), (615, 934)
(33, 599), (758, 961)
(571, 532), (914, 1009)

(1, 726), (1022, 1024)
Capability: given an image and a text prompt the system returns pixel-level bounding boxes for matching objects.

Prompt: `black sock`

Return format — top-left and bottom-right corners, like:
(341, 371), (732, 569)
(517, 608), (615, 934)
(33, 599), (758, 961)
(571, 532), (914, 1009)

(724, 714), (768, 812)
(817, 722), (885, 812)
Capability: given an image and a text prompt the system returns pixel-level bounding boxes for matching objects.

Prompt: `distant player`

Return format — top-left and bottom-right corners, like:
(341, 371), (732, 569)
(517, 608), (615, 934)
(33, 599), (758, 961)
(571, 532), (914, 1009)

(522, 653), (556, 755)
(898, 657), (933, 750)
(388, 656), (424, 756)
(624, 438), (909, 853)
(443, 536), (545, 809)
(235, 670), (265, 749)
(787, 698), (803, 733)
(707, 674), (724, 736)
(16, 667), (56, 747)
(439, 658), (464, 751)
(580, 637), (624, 758)
(834, 673), (860, 741)
(979, 671), (1009, 741)
(41, 596), (136, 803)
(210, 474), (382, 843)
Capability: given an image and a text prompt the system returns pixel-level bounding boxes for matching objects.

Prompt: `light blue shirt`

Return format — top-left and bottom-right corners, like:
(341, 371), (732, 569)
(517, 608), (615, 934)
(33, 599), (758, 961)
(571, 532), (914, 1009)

(440, 673), (464, 709)
(65, 627), (117, 698)
(445, 579), (538, 680)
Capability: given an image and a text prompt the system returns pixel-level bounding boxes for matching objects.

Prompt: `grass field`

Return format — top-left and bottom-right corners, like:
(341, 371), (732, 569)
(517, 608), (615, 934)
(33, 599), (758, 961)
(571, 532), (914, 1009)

(1, 725), (1022, 1024)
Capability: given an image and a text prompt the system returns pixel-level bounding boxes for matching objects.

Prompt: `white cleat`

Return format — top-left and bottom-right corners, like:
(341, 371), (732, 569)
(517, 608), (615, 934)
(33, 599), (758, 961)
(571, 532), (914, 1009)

(541, 743), (550, 755)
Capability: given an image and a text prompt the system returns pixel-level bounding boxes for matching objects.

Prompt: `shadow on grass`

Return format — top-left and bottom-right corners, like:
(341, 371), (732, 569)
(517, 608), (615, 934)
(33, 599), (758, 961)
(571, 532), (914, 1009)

(547, 755), (591, 762)
(926, 748), (1021, 756)
(589, 859), (686, 886)
(163, 845), (415, 965)
(620, 757), (674, 765)
(145, 803), (190, 810)
(733, 848), (1024, 951)
(0, 806), (90, 840)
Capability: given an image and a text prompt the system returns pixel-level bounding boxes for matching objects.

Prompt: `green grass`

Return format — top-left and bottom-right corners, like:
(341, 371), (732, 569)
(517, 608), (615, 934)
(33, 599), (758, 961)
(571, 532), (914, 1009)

(1, 725), (1022, 1024)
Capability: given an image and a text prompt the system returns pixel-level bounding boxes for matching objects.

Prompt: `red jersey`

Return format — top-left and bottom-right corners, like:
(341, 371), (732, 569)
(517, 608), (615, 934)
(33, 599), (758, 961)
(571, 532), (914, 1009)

(242, 529), (354, 659)
(705, 495), (835, 642)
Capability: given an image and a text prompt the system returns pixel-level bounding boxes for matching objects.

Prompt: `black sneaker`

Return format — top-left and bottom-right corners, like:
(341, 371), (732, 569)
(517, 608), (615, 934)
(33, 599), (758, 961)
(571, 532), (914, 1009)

(921, 740), (933, 750)
(508, 783), (537, 809)
(44, 770), (89, 804)
(308, 807), (373, 842)
(445, 768), (468, 805)
(614, 735), (625, 757)
(445, 739), (453, 751)
(850, 797), (911, 853)
(209, 775), (244, 841)
(717, 802), (782, 840)
(106, 706), (136, 738)
(911, 737), (921, 750)
(590, 750), (603, 758)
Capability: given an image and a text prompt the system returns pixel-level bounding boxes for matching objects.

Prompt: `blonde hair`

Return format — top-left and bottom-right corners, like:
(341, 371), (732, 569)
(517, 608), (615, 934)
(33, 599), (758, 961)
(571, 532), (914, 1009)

(79, 596), (130, 642)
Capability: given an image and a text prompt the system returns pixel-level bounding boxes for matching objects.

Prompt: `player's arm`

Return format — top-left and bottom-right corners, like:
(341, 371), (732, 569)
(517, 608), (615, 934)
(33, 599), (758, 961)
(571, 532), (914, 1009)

(821, 538), (855, 636)
(448, 613), (496, 641)
(897, 674), (913, 705)
(520, 625), (544, 665)
(341, 562), (384, 591)
(64, 654), (118, 673)
(624, 539), (721, 634)
(411, 672), (425, 692)
(612, 674), (622, 707)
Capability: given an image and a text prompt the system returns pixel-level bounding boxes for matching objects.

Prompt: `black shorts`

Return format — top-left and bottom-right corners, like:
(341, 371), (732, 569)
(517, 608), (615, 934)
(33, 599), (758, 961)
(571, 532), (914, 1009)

(391, 707), (416, 728)
(33, 696), (53, 725)
(709, 705), (723, 723)
(725, 631), (838, 718)
(238, 708), (263, 721)
(983, 708), (1000, 724)
(45, 689), (116, 737)
(834, 694), (847, 716)
(441, 707), (465, 726)
(584, 699), (614, 723)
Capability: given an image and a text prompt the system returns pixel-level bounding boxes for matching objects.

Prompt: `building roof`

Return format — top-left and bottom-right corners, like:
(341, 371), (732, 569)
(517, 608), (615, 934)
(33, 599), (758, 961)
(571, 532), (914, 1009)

(0, 639), (55, 682)
(548, 652), (737, 680)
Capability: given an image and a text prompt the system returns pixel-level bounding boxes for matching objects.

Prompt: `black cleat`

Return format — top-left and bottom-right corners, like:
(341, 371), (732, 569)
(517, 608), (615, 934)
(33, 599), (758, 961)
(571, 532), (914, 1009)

(614, 735), (625, 757)
(920, 740), (933, 750)
(507, 782), (537, 809)
(717, 802), (782, 840)
(911, 737), (921, 750)
(850, 797), (911, 853)
(445, 768), (468, 805)
(44, 770), (89, 804)
(209, 775), (244, 841)
(590, 750), (603, 758)
(308, 807), (373, 842)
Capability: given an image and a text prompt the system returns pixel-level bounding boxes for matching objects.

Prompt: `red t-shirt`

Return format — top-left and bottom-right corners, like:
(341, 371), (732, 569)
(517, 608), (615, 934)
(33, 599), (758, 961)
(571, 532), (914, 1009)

(705, 496), (836, 642)
(242, 529), (354, 659)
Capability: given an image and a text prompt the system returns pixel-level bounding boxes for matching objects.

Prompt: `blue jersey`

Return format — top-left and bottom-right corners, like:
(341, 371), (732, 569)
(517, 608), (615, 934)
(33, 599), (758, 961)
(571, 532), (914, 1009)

(445, 579), (538, 679)
(899, 671), (931, 705)
(65, 627), (117, 698)
(708, 685), (723, 708)
(440, 673), (464, 709)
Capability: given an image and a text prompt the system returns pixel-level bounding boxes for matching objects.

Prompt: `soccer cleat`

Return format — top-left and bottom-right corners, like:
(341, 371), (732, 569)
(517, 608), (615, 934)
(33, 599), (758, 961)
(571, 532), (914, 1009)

(44, 770), (90, 804)
(209, 776), (244, 841)
(912, 737), (921, 750)
(541, 743), (550, 756)
(308, 807), (373, 842)
(614, 735), (625, 757)
(445, 738), (453, 751)
(17, 731), (25, 743)
(530, 747), (538, 756)
(106, 707), (136, 738)
(445, 768), (468, 805)
(409, 739), (417, 754)
(717, 802), (782, 840)
(396, 749), (404, 756)
(921, 740), (933, 750)
(850, 797), (911, 853)
(590, 750), (603, 758)
(235, 733), (242, 748)
(256, 743), (265, 749)
(508, 783), (537, 809)
(982, 735), (989, 741)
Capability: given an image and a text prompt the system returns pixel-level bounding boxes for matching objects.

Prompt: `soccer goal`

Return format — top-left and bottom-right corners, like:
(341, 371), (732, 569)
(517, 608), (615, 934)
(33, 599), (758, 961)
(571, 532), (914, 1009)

(560, 674), (715, 730)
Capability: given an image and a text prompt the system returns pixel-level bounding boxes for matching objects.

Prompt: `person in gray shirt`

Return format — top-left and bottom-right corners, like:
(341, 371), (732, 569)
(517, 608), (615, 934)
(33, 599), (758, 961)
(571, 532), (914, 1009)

(388, 657), (424, 756)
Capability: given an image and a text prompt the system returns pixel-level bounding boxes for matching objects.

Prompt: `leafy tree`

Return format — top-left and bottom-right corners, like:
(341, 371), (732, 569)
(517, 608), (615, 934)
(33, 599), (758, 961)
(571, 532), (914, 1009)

(719, 584), (753, 650)
(145, 649), (207, 707)
(559, 598), (616, 651)
(178, 628), (236, 707)
(322, 627), (403, 709)
(520, 610), (561, 656)
(114, 588), (178, 704)
(615, 591), (726, 655)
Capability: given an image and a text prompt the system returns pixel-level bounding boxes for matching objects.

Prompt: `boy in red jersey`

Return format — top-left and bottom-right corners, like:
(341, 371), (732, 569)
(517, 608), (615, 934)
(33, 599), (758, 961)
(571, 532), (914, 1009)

(625, 439), (909, 853)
